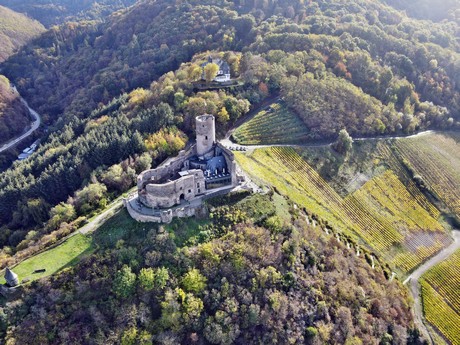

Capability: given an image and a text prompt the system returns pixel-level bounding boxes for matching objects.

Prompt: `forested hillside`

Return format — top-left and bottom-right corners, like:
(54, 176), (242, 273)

(2, 0), (459, 130)
(0, 0), (458, 343)
(0, 0), (136, 27)
(0, 6), (43, 146)
(0, 5), (44, 62)
(0, 76), (31, 145)
(2, 195), (421, 344)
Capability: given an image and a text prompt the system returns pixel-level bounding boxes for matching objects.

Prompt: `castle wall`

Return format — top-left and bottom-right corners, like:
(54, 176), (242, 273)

(216, 142), (238, 186)
(142, 169), (205, 208)
(125, 198), (207, 224)
(137, 146), (196, 189)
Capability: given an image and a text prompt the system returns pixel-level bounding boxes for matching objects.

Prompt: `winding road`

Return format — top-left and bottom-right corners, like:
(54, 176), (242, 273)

(223, 127), (438, 150)
(0, 90), (41, 153)
(403, 230), (460, 344)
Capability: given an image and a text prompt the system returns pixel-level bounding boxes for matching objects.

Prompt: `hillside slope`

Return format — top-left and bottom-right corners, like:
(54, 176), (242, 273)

(2, 0), (459, 128)
(0, 6), (42, 146)
(1, 197), (418, 344)
(0, 5), (45, 62)
(0, 0), (136, 27)
(0, 76), (31, 145)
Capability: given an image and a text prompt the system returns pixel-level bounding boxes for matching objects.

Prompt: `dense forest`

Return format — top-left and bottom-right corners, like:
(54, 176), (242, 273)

(0, 0), (136, 27)
(2, 0), (459, 129)
(0, 5), (44, 62)
(2, 193), (424, 344)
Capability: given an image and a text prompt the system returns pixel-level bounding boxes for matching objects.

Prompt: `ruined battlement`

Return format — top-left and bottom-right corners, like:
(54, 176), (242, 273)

(128, 113), (238, 223)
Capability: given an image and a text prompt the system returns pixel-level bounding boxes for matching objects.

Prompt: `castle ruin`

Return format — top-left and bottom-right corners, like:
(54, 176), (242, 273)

(124, 114), (241, 223)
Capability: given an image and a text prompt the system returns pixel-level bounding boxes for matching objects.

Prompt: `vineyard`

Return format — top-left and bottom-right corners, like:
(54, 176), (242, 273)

(421, 278), (460, 345)
(393, 132), (460, 219)
(232, 102), (310, 145)
(376, 143), (441, 219)
(421, 249), (460, 344)
(235, 147), (450, 272)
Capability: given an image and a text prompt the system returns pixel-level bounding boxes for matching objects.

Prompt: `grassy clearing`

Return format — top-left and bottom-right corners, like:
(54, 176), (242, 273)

(1, 234), (94, 284)
(235, 147), (449, 272)
(232, 101), (310, 145)
(272, 192), (292, 223)
(93, 209), (154, 248)
(1, 209), (156, 285)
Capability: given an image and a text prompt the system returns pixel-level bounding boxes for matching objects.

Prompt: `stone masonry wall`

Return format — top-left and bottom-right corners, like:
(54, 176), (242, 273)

(142, 170), (205, 208)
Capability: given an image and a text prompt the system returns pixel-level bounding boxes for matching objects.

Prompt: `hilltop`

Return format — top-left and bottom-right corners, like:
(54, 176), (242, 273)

(0, 0), (136, 27)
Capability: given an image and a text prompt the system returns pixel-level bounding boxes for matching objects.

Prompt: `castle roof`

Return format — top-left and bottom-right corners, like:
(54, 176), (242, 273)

(206, 156), (227, 173)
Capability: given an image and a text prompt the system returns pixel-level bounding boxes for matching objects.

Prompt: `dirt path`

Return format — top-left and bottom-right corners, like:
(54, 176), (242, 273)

(403, 230), (460, 344)
(0, 92), (41, 153)
(79, 198), (126, 235)
(222, 129), (439, 150)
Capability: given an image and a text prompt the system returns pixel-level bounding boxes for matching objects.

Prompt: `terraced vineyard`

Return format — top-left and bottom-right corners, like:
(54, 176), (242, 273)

(421, 249), (460, 344)
(235, 147), (450, 272)
(347, 170), (449, 271)
(394, 132), (460, 219)
(376, 143), (441, 219)
(232, 102), (310, 145)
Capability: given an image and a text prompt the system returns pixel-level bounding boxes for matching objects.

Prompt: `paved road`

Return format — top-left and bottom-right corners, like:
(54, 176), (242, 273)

(0, 94), (41, 153)
(403, 230), (460, 344)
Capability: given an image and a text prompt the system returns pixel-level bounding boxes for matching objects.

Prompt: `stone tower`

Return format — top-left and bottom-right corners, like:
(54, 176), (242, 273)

(196, 114), (216, 158)
(4, 268), (19, 287)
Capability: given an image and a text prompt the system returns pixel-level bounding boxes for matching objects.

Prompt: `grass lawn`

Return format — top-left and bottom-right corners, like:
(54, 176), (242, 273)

(272, 192), (292, 223)
(93, 209), (155, 248)
(1, 234), (94, 284)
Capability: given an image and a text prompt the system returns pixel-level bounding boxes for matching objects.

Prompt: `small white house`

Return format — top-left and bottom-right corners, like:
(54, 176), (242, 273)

(201, 56), (231, 82)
